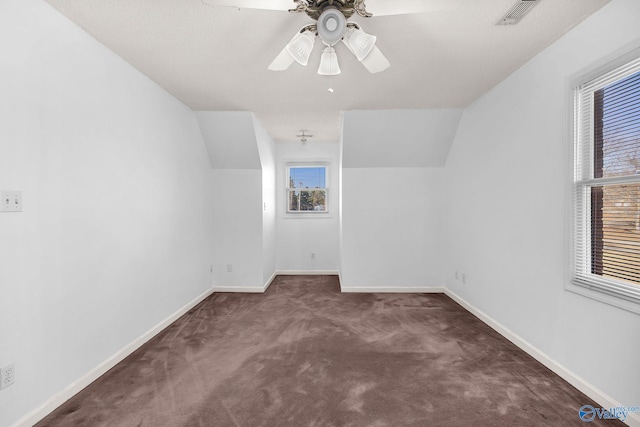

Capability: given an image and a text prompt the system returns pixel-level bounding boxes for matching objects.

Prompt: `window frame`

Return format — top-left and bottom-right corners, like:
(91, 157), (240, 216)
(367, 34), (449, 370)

(567, 45), (640, 315)
(284, 163), (329, 216)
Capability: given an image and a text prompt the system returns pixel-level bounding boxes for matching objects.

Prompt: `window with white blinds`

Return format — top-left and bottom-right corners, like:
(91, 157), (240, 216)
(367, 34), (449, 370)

(572, 54), (640, 305)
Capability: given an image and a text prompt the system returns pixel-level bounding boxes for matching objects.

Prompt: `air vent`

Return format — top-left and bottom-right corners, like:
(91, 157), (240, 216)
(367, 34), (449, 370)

(496, 0), (540, 25)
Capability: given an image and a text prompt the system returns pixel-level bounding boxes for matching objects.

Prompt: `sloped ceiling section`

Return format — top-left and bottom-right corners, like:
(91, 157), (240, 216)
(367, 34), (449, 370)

(342, 109), (464, 168)
(196, 111), (261, 169)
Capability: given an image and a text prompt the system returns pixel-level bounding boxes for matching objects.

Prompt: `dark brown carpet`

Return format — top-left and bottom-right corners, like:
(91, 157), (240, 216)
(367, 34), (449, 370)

(37, 275), (620, 426)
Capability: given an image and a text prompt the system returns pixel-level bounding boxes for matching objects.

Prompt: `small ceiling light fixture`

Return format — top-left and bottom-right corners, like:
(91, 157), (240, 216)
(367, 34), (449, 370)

(297, 130), (313, 144)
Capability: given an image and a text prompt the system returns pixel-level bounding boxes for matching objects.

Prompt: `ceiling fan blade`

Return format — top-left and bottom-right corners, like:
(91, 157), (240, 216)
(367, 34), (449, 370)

(201, 0), (293, 12)
(268, 46), (295, 71)
(268, 28), (316, 70)
(364, 0), (464, 16)
(360, 46), (390, 73)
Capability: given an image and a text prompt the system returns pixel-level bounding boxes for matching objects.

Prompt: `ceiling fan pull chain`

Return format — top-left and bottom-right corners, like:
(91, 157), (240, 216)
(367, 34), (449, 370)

(353, 0), (372, 18)
(328, 49), (334, 93)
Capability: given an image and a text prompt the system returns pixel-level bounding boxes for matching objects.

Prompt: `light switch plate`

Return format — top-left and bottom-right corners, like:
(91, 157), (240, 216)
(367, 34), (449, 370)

(1, 191), (22, 212)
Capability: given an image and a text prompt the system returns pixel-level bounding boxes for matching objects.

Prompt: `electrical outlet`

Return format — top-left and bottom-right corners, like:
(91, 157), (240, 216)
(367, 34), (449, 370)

(226, 264), (232, 273)
(1, 363), (15, 389)
(210, 265), (213, 273)
(310, 253), (316, 260)
(1, 191), (22, 212)
(462, 273), (466, 284)
(455, 270), (459, 280)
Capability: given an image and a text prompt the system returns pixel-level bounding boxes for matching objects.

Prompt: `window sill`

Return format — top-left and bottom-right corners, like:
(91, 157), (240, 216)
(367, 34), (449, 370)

(283, 212), (333, 219)
(566, 280), (640, 316)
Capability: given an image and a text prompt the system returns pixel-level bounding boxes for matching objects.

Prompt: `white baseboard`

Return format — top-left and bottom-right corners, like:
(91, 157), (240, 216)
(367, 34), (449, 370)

(212, 286), (266, 293)
(444, 289), (640, 427)
(211, 271), (338, 293)
(12, 286), (215, 427)
(341, 286), (446, 294)
(264, 271), (277, 292)
(276, 269), (340, 276)
(212, 272), (278, 294)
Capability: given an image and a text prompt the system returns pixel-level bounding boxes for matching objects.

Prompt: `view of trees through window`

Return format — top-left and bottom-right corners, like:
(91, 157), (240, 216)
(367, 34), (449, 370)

(591, 70), (640, 285)
(287, 166), (327, 212)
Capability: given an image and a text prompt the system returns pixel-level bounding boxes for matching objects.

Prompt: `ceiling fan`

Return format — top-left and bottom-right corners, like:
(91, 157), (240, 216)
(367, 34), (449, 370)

(203, 0), (462, 75)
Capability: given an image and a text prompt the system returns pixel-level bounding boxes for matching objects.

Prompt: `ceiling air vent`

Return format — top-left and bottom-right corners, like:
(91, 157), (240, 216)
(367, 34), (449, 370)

(496, 0), (540, 25)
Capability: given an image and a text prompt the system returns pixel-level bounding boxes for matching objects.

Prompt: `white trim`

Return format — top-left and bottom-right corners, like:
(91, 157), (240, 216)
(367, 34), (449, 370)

(444, 289), (640, 427)
(566, 281), (640, 316)
(212, 286), (267, 293)
(212, 270), (341, 294)
(285, 163), (329, 215)
(12, 286), (215, 427)
(264, 271), (277, 291)
(566, 42), (640, 315)
(276, 269), (340, 276)
(340, 286), (446, 294)
(212, 272), (278, 294)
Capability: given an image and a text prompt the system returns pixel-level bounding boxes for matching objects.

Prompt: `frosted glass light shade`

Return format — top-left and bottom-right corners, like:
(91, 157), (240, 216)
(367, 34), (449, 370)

(317, 46), (341, 75)
(286, 30), (316, 66)
(342, 27), (376, 61)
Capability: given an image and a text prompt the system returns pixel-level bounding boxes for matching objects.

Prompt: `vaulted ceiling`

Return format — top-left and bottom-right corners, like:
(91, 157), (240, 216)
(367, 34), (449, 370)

(45, 0), (610, 143)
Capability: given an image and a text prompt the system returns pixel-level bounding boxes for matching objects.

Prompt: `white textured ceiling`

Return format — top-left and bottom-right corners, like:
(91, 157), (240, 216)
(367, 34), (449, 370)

(44, 0), (610, 143)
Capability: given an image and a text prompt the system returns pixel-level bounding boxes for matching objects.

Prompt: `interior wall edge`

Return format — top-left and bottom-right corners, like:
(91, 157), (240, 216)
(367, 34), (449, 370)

(10, 285), (216, 427)
(264, 271), (278, 292)
(444, 289), (640, 427)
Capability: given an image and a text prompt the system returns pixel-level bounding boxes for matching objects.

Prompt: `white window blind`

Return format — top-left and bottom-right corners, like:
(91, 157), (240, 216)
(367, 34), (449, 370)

(573, 55), (640, 304)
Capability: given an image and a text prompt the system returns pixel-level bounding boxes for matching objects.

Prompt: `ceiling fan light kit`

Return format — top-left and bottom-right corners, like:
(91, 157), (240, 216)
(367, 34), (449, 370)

(263, 0), (391, 76)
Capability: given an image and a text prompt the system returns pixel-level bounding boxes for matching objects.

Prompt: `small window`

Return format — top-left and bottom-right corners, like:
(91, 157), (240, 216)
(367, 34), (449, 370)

(286, 165), (328, 213)
(572, 52), (640, 308)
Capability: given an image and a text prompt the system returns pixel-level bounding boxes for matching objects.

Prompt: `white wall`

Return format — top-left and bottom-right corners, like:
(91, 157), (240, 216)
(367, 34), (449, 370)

(195, 111), (262, 169)
(211, 170), (264, 288)
(276, 142), (341, 273)
(444, 0), (640, 412)
(0, 1), (214, 426)
(343, 109), (463, 168)
(341, 168), (445, 289)
(254, 116), (277, 284)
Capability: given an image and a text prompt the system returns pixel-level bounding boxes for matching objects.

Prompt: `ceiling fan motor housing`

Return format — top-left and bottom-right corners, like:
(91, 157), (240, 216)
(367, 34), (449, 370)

(317, 8), (347, 45)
